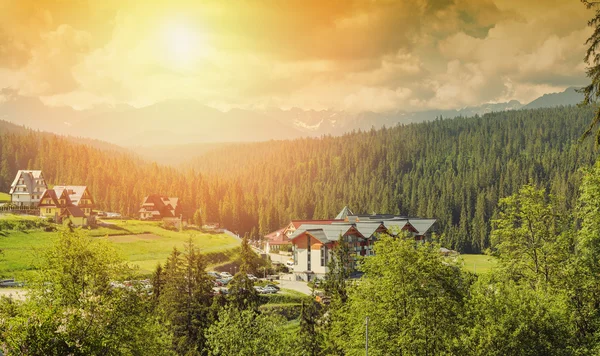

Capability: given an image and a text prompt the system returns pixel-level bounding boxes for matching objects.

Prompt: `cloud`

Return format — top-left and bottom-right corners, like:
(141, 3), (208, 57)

(0, 0), (593, 112)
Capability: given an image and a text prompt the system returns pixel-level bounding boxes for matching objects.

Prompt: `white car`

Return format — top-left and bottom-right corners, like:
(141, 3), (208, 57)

(262, 286), (278, 294)
(220, 272), (233, 278)
(286, 259), (294, 267)
(247, 274), (258, 281)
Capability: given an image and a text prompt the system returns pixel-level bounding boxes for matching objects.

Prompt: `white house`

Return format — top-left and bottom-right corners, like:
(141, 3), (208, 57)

(9, 170), (47, 208)
(288, 208), (438, 281)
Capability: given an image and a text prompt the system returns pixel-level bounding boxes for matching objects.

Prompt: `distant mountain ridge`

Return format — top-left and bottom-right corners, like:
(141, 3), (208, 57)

(0, 86), (584, 146)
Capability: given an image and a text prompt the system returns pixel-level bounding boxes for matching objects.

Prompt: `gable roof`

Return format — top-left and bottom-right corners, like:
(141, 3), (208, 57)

(60, 206), (86, 218)
(38, 189), (59, 207)
(52, 186), (91, 206)
(335, 206), (354, 220)
(290, 224), (363, 244)
(289, 220), (340, 229)
(9, 170), (46, 194)
(139, 194), (181, 218)
(265, 228), (286, 241)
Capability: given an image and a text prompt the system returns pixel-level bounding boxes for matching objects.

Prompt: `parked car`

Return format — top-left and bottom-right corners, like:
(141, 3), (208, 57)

(220, 272), (233, 278)
(207, 271), (221, 279)
(247, 274), (258, 281)
(212, 287), (229, 295)
(265, 284), (280, 291)
(253, 286), (265, 293)
(286, 259), (294, 267)
(216, 278), (231, 286)
(262, 286), (278, 294)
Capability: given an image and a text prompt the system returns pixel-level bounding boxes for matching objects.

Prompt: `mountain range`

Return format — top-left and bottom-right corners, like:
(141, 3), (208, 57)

(0, 87), (583, 148)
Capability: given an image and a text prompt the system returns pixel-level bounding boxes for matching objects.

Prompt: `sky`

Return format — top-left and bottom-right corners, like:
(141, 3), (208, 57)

(0, 0), (593, 112)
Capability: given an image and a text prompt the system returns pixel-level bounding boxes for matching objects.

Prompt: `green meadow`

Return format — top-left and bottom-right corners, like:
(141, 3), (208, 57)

(0, 215), (240, 279)
(453, 253), (498, 274)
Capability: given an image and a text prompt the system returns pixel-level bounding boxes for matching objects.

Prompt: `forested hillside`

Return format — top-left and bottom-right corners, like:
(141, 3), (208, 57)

(0, 105), (596, 252)
(186, 105), (596, 252)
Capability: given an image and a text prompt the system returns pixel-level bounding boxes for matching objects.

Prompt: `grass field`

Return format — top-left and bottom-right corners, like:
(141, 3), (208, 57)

(0, 192), (10, 202)
(0, 216), (240, 279)
(452, 253), (498, 274)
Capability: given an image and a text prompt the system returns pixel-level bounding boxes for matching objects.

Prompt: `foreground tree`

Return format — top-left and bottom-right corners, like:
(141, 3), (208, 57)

(490, 184), (572, 288)
(0, 227), (170, 355)
(569, 160), (600, 352)
(299, 298), (324, 356)
(580, 0), (600, 145)
(227, 234), (260, 310)
(330, 236), (471, 355)
(206, 307), (297, 356)
(159, 240), (214, 355)
(462, 276), (573, 356)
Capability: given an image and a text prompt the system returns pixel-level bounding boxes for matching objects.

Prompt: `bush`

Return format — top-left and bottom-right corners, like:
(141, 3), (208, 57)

(259, 303), (302, 320)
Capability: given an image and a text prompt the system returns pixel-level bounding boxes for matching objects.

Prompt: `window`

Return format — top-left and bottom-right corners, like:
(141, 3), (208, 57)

(320, 245), (328, 266)
(46, 208), (51, 214)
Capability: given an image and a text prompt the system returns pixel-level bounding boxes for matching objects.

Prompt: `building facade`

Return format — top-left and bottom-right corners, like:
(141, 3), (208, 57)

(9, 170), (47, 207)
(287, 208), (438, 281)
(38, 186), (95, 226)
(138, 194), (184, 228)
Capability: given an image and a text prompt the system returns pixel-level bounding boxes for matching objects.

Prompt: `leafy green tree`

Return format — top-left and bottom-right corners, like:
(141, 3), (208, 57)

(461, 276), (573, 356)
(0, 227), (171, 355)
(568, 160), (600, 351)
(299, 298), (324, 356)
(329, 236), (470, 355)
(206, 307), (297, 356)
(227, 271), (259, 311)
(490, 184), (572, 287)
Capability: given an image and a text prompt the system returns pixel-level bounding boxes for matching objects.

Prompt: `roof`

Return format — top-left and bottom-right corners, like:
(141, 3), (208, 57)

(60, 206), (86, 218)
(139, 194), (181, 218)
(354, 222), (387, 238)
(290, 224), (363, 244)
(289, 220), (340, 229)
(335, 206), (354, 220)
(52, 186), (89, 206)
(9, 170), (46, 194)
(406, 219), (437, 235)
(265, 228), (286, 241)
(38, 189), (59, 207)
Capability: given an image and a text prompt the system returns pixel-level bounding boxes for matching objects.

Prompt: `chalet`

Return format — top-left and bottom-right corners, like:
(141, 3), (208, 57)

(264, 219), (342, 253)
(139, 194), (183, 227)
(38, 186), (95, 226)
(264, 228), (287, 254)
(9, 170), (47, 207)
(287, 207), (438, 281)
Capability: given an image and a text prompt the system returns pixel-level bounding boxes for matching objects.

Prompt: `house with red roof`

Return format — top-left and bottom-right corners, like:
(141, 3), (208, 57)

(138, 194), (184, 228)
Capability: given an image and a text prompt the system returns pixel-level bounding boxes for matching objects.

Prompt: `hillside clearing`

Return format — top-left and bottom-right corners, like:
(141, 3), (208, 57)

(0, 216), (240, 279)
(453, 254), (497, 274)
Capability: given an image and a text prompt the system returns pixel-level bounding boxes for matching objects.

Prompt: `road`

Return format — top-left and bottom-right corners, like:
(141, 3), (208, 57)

(276, 274), (313, 295)
(269, 252), (291, 264)
(0, 288), (27, 300)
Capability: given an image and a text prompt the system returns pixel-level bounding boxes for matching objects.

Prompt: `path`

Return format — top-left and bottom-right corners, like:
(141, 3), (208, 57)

(277, 275), (313, 295)
(0, 288), (27, 301)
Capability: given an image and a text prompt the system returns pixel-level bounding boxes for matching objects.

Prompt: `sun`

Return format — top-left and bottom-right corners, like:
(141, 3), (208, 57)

(161, 22), (208, 69)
